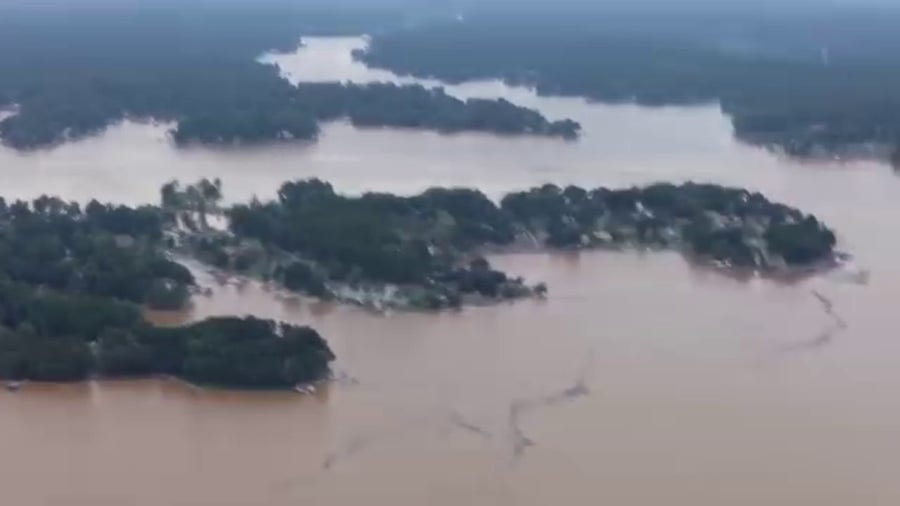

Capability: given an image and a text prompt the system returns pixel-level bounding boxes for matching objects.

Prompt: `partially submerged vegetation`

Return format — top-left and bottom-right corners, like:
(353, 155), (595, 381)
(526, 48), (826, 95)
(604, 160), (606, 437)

(167, 178), (838, 311)
(7, 1), (900, 157)
(0, 286), (334, 387)
(2, 77), (579, 150)
(0, 5), (579, 150)
(0, 178), (837, 385)
(358, 5), (900, 161)
(501, 183), (837, 270)
(172, 82), (580, 146)
(174, 179), (540, 310)
(0, 196), (193, 310)
(0, 193), (334, 387)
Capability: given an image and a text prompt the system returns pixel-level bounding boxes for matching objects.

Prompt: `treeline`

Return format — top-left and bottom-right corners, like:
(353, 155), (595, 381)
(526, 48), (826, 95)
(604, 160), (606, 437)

(501, 183), (837, 268)
(0, 190), (335, 387)
(0, 4), (578, 150)
(171, 82), (580, 146)
(0, 177), (835, 382)
(359, 7), (900, 159)
(220, 179), (533, 309)
(299, 83), (579, 139)
(0, 196), (193, 310)
(203, 179), (836, 309)
(0, 281), (334, 387)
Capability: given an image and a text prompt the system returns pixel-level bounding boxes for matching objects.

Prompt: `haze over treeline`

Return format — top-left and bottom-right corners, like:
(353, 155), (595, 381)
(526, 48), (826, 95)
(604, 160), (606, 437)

(4, 0), (900, 157)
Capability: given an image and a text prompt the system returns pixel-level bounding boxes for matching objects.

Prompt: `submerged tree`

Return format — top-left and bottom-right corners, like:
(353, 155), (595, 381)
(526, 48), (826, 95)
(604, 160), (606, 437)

(161, 178), (223, 230)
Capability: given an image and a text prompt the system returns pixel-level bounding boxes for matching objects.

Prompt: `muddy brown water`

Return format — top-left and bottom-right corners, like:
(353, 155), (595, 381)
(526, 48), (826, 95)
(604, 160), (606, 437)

(1, 37), (898, 505)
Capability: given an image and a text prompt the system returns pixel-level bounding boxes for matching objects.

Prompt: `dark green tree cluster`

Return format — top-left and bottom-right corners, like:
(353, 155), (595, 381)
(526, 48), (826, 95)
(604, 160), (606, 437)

(0, 4), (579, 150)
(359, 4), (900, 158)
(279, 261), (329, 298)
(0, 281), (143, 381)
(764, 218), (839, 266)
(220, 178), (835, 304)
(500, 182), (837, 267)
(225, 179), (524, 301)
(168, 82), (580, 146)
(0, 196), (193, 309)
(160, 178), (224, 231)
(171, 105), (320, 146)
(434, 257), (521, 299)
(0, 279), (335, 386)
(179, 317), (335, 388)
(0, 188), (338, 386)
(294, 83), (579, 138)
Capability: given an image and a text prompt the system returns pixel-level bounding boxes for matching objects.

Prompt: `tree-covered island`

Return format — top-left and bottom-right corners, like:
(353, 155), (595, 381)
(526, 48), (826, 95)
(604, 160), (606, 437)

(0, 179), (837, 386)
(0, 196), (334, 388)
(170, 82), (580, 146)
(167, 179), (838, 311)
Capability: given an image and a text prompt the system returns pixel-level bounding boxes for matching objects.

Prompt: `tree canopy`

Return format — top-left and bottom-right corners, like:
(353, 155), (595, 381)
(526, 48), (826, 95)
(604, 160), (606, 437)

(207, 179), (838, 310)
(359, 4), (900, 159)
(0, 4), (579, 150)
(0, 187), (335, 388)
(0, 196), (193, 309)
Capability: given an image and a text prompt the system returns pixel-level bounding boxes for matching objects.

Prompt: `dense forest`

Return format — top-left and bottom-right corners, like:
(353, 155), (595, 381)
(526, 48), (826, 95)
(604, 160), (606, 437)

(0, 196), (192, 310)
(5, 1), (900, 156)
(0, 191), (335, 387)
(501, 183), (836, 268)
(189, 179), (536, 310)
(0, 2), (577, 149)
(171, 82), (579, 146)
(0, 177), (837, 381)
(0, 285), (335, 387)
(359, 3), (900, 159)
(175, 178), (838, 310)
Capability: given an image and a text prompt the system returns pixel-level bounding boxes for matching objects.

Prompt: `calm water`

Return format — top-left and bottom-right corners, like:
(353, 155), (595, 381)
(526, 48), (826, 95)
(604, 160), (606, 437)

(2, 37), (900, 506)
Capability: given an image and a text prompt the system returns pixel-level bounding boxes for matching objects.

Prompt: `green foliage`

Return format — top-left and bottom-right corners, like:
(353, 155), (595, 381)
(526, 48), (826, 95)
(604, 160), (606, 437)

(24, 337), (93, 382)
(228, 179), (515, 286)
(181, 317), (335, 388)
(501, 182), (837, 267)
(223, 179), (836, 305)
(0, 197), (193, 307)
(169, 82), (579, 146)
(160, 178), (224, 231)
(0, 6), (579, 150)
(0, 327), (27, 379)
(0, 324), (92, 382)
(0, 280), (143, 342)
(360, 7), (900, 156)
(281, 262), (329, 297)
(0, 282), (336, 387)
(144, 279), (191, 311)
(96, 329), (154, 377)
(172, 108), (320, 146)
(765, 217), (837, 265)
(439, 258), (509, 298)
(0, 186), (336, 387)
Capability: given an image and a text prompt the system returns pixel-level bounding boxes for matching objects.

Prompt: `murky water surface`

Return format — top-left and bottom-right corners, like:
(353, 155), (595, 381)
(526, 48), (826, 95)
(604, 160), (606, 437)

(0, 37), (897, 506)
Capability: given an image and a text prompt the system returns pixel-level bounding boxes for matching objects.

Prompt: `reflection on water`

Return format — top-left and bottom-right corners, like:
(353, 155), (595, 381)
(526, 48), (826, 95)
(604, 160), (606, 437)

(2, 36), (900, 506)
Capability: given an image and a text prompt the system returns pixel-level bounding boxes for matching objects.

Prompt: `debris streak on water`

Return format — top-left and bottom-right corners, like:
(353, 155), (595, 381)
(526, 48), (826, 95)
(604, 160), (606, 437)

(778, 290), (849, 353)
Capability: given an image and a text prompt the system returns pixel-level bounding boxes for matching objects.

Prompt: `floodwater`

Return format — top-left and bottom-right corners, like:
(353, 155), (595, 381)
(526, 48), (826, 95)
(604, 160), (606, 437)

(2, 37), (900, 505)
